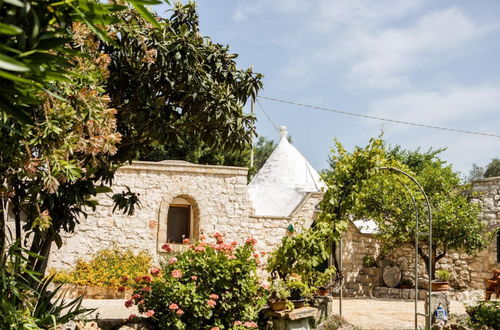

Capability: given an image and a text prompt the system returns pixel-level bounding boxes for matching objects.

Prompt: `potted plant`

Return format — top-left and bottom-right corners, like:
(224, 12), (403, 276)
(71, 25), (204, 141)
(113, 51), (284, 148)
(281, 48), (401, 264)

(309, 266), (336, 297)
(267, 279), (291, 311)
(286, 277), (314, 308)
(432, 270), (450, 291)
(399, 278), (413, 289)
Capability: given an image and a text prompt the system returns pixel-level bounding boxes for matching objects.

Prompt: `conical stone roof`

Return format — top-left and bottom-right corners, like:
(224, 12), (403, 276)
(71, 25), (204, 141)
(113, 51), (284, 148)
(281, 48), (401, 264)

(248, 126), (326, 217)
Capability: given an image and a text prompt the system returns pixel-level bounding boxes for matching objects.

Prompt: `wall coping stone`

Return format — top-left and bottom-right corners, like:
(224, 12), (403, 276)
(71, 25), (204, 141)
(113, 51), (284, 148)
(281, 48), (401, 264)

(471, 176), (500, 183)
(120, 160), (248, 176)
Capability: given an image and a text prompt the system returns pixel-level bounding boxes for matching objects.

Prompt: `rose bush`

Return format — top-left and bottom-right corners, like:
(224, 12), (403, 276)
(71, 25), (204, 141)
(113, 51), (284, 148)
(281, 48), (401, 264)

(125, 233), (266, 329)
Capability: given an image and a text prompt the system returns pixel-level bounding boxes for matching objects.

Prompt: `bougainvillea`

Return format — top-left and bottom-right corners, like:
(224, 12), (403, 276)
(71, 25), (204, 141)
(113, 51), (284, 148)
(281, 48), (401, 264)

(126, 234), (266, 329)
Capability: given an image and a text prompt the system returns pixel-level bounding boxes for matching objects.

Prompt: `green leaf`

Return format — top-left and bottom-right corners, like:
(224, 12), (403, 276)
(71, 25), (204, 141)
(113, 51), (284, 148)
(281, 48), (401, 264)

(3, 0), (24, 7)
(0, 53), (30, 72)
(129, 1), (161, 28)
(0, 23), (23, 35)
(54, 233), (63, 249)
(0, 69), (37, 85)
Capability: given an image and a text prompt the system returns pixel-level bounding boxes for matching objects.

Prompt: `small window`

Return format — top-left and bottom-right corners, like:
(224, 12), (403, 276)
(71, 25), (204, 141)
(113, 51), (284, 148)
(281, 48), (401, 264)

(167, 205), (191, 243)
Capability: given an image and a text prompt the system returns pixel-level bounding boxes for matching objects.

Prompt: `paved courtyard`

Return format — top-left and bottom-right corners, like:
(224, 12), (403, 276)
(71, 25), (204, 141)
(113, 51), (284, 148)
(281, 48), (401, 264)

(81, 297), (472, 329)
(330, 297), (468, 329)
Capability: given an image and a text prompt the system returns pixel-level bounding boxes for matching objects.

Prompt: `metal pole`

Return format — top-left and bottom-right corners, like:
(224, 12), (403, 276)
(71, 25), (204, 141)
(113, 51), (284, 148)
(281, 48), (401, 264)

(339, 237), (343, 316)
(379, 167), (432, 329)
(249, 98), (255, 170)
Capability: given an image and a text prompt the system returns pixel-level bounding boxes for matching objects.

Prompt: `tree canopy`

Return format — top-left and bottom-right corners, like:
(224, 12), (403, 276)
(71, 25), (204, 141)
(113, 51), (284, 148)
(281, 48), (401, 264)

(316, 138), (490, 280)
(0, 1), (262, 278)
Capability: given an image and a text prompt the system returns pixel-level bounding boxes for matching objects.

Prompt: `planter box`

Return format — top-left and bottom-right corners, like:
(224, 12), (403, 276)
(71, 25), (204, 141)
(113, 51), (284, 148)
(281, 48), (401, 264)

(48, 283), (132, 299)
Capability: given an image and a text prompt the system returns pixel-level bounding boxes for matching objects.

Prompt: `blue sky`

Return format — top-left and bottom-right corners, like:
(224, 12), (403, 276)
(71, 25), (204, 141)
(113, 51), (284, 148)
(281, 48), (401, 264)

(159, 1), (500, 175)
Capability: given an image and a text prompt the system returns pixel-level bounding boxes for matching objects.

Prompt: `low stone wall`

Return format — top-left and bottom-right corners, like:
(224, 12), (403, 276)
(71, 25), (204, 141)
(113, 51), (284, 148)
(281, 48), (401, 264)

(341, 177), (500, 295)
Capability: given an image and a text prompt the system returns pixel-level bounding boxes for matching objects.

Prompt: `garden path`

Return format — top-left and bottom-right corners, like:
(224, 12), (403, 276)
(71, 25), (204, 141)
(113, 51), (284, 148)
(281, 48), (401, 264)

(81, 297), (470, 329)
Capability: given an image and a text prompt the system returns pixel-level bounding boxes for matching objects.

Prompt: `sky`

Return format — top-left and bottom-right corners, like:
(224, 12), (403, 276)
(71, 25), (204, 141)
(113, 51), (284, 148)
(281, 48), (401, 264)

(158, 0), (500, 176)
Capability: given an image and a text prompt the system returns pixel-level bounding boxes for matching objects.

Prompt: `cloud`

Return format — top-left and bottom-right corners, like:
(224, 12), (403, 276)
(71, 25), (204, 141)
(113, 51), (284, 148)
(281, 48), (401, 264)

(365, 85), (500, 173)
(344, 8), (489, 89)
(236, 1), (497, 90)
(370, 85), (500, 126)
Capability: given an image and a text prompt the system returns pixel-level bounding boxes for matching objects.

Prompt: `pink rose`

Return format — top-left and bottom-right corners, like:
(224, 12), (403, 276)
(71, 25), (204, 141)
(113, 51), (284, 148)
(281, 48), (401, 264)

(191, 275), (198, 281)
(124, 300), (133, 308)
(207, 299), (217, 307)
(210, 328), (220, 330)
(150, 267), (161, 276)
(144, 310), (155, 317)
(162, 243), (172, 252)
(128, 314), (137, 321)
(245, 237), (257, 246)
(141, 275), (152, 282)
(169, 303), (179, 310)
(182, 238), (190, 244)
(244, 321), (258, 328)
(176, 309), (184, 315)
(132, 293), (141, 299)
(194, 245), (205, 252)
(228, 255), (236, 260)
(171, 269), (183, 278)
(234, 321), (242, 326)
(209, 293), (219, 300)
(141, 286), (152, 292)
(231, 241), (238, 246)
(169, 257), (178, 264)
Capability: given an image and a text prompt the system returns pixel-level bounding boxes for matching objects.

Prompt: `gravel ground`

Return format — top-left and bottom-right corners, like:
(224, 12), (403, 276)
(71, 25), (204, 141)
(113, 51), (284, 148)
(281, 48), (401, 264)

(81, 297), (470, 329)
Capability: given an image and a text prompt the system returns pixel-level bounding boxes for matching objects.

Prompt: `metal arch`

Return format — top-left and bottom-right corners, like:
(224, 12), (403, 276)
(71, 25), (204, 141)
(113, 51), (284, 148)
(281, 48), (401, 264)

(337, 166), (433, 329)
(379, 166), (433, 329)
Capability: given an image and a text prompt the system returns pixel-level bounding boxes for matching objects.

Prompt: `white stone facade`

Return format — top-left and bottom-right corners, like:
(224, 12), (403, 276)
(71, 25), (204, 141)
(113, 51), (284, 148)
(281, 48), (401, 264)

(48, 160), (322, 269)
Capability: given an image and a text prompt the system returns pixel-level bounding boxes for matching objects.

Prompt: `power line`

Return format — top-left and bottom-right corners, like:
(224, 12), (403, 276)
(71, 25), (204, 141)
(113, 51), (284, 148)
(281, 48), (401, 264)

(259, 95), (500, 139)
(256, 98), (280, 132)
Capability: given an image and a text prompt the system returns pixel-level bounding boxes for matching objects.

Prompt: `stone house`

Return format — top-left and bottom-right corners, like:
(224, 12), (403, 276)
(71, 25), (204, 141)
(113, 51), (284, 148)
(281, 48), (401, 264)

(46, 126), (499, 297)
(48, 126), (325, 269)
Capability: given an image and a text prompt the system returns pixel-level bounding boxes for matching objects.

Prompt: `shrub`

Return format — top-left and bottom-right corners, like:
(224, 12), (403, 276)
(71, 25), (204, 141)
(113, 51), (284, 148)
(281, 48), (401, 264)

(465, 301), (500, 329)
(435, 269), (450, 282)
(268, 279), (290, 301)
(362, 255), (377, 267)
(51, 247), (152, 288)
(126, 234), (267, 329)
(1, 240), (92, 329)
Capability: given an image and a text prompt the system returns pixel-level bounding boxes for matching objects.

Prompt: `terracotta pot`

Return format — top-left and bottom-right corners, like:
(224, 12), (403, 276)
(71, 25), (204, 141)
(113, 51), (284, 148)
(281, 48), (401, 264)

(291, 299), (306, 309)
(268, 299), (287, 311)
(431, 281), (450, 292)
(317, 287), (329, 296)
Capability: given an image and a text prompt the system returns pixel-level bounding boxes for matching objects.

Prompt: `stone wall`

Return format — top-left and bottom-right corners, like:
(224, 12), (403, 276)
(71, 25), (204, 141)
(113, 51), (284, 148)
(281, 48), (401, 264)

(342, 177), (500, 295)
(47, 160), (319, 270)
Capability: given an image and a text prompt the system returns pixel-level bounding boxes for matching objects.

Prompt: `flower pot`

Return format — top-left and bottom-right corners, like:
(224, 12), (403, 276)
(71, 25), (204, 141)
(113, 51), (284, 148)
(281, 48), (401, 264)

(431, 281), (449, 292)
(290, 298), (306, 309)
(268, 299), (287, 311)
(317, 287), (329, 296)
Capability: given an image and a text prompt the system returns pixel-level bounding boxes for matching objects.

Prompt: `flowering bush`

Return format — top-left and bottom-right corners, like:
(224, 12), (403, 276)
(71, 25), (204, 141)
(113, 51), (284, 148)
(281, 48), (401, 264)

(50, 247), (152, 288)
(126, 233), (267, 329)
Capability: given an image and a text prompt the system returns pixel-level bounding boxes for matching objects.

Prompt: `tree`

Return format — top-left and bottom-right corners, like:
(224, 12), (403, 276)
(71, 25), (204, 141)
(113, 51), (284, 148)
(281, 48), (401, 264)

(484, 158), (500, 178)
(467, 163), (485, 182)
(0, 1), (262, 280)
(317, 138), (489, 281)
(354, 146), (489, 280)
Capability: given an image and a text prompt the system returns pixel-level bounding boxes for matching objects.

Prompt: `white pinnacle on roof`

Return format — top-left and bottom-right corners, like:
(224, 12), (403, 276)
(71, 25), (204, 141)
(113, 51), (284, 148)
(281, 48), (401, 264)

(248, 126), (326, 217)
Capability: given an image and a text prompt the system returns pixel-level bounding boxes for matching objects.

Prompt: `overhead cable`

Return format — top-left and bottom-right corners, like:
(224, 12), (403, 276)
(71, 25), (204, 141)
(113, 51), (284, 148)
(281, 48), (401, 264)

(259, 96), (500, 139)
